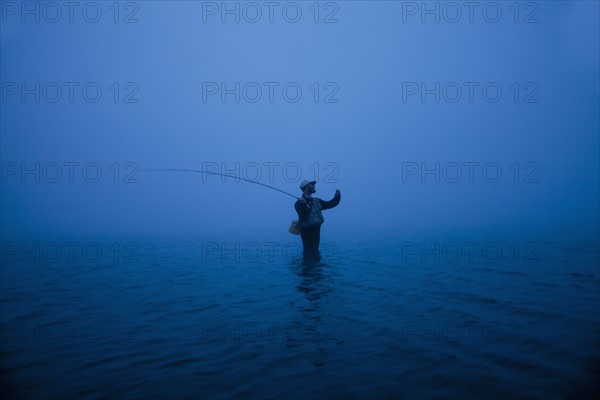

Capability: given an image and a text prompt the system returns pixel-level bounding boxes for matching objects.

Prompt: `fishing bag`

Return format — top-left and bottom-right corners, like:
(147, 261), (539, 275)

(288, 220), (301, 235)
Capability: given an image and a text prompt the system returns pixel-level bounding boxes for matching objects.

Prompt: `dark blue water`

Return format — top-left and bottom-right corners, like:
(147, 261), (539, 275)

(1, 230), (599, 399)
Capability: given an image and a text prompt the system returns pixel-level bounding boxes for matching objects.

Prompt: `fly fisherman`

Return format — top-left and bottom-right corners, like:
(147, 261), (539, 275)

(294, 180), (341, 261)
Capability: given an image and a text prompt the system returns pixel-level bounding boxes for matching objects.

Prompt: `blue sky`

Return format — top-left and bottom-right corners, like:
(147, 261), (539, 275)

(1, 1), (598, 238)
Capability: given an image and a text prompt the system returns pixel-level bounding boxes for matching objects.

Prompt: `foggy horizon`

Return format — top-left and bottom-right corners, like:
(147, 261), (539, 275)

(2, 2), (598, 241)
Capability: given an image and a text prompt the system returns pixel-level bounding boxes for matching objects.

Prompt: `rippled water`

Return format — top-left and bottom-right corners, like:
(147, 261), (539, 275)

(1, 231), (599, 399)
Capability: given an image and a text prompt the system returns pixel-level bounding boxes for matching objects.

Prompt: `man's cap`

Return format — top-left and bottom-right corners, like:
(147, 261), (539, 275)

(300, 180), (317, 190)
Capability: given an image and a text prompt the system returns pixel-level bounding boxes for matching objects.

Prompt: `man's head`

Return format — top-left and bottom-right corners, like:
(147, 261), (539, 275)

(300, 180), (316, 195)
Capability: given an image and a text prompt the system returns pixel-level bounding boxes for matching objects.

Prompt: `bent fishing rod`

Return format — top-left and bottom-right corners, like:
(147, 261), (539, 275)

(141, 168), (301, 200)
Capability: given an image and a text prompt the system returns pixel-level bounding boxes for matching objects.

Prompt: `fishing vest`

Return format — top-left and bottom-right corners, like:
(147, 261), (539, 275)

(300, 198), (324, 228)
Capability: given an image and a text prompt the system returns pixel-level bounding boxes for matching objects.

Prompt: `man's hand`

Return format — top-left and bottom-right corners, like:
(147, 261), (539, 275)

(335, 190), (341, 196)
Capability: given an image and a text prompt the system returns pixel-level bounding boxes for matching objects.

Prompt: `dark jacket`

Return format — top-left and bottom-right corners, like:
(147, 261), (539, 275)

(294, 193), (341, 226)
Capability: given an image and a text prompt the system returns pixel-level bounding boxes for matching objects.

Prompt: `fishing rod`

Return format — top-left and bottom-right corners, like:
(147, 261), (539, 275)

(141, 168), (301, 200)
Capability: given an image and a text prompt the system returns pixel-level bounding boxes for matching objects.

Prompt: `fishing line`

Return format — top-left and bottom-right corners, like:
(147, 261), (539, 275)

(141, 168), (301, 200)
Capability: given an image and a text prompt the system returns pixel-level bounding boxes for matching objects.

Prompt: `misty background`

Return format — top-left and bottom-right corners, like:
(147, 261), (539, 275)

(1, 1), (598, 241)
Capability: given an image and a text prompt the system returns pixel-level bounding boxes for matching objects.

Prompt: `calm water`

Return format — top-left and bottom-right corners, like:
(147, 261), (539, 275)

(1, 230), (599, 399)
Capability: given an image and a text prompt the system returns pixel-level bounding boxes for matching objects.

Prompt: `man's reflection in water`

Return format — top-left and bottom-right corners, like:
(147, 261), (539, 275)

(289, 258), (341, 368)
(297, 259), (330, 318)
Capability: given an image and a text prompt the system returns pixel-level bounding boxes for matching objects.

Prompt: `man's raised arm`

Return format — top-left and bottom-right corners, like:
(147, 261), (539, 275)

(320, 190), (341, 210)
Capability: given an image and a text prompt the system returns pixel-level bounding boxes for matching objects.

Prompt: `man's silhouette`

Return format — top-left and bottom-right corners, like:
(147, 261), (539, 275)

(294, 180), (341, 261)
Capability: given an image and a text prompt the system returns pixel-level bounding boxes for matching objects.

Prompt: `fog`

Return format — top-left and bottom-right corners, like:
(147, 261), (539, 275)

(1, 1), (598, 240)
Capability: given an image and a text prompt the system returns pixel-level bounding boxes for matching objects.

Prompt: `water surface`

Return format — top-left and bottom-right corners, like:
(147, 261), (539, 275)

(1, 231), (599, 399)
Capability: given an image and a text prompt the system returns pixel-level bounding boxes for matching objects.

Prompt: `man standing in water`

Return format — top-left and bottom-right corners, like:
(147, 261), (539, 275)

(294, 180), (341, 261)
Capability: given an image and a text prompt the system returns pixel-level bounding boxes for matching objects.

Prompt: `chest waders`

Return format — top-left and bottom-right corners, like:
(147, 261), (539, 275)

(299, 198), (324, 260)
